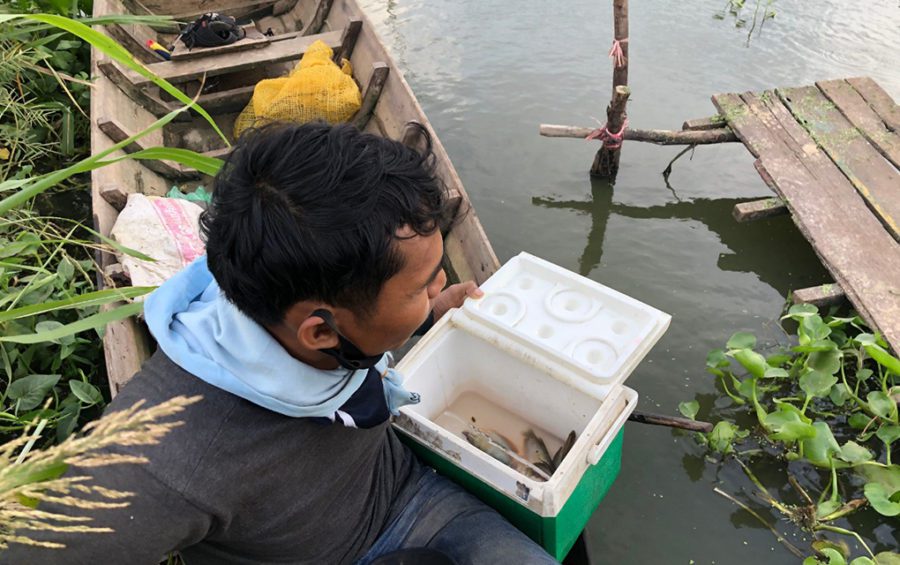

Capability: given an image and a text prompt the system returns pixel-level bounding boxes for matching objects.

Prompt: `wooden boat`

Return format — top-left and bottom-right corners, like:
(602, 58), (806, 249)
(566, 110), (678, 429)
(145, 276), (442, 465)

(90, 0), (500, 394)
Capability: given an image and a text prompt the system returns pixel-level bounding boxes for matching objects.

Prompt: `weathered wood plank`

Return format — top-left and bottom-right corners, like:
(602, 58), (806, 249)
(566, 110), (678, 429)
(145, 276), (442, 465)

(97, 60), (184, 120)
(332, 19), (362, 64)
(123, 29), (343, 87)
(105, 23), (158, 64)
(682, 116), (727, 131)
(539, 124), (737, 145)
(779, 85), (900, 241)
(817, 79), (900, 169)
(733, 197), (787, 222)
(97, 117), (200, 180)
(170, 26), (271, 61)
(99, 184), (128, 211)
(352, 62), (389, 130)
(792, 283), (846, 308)
(713, 90), (900, 352)
(302, 0), (334, 35)
(847, 76), (900, 133)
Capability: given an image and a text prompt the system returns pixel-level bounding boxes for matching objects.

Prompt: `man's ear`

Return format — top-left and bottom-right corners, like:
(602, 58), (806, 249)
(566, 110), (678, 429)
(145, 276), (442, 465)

(296, 314), (340, 351)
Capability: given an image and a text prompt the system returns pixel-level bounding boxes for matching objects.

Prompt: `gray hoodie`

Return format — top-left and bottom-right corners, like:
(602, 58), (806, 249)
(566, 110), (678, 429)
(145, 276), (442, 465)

(2, 351), (421, 564)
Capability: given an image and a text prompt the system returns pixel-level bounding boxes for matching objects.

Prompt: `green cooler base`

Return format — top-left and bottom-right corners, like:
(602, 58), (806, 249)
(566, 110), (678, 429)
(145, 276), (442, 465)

(396, 427), (625, 562)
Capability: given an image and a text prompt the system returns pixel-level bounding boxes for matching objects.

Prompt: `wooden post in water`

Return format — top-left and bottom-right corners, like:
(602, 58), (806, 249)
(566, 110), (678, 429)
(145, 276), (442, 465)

(590, 85), (630, 178)
(611, 0), (629, 93)
(590, 0), (630, 178)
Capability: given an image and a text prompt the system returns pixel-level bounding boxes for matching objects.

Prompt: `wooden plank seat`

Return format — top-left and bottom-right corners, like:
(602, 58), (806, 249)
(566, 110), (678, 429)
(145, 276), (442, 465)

(97, 117), (203, 180)
(115, 29), (343, 87)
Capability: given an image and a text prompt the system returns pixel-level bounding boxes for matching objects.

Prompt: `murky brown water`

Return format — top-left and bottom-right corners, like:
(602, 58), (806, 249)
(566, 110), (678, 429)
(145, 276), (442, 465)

(360, 1), (900, 562)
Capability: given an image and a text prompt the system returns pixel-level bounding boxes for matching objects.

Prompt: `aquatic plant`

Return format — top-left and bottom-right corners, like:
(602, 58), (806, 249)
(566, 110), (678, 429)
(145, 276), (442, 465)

(714, 0), (777, 46)
(682, 304), (900, 563)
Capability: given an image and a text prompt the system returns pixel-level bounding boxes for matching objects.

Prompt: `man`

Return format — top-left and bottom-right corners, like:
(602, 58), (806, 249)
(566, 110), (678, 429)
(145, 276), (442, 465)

(6, 123), (558, 564)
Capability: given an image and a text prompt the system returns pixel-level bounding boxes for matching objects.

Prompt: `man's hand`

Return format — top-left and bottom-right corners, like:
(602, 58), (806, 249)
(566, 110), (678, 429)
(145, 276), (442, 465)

(432, 281), (484, 321)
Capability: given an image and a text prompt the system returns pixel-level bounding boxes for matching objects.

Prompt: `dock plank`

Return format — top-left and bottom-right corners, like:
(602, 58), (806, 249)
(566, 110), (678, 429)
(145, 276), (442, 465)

(713, 90), (900, 352)
(817, 79), (900, 169)
(847, 77), (900, 133)
(778, 85), (900, 242)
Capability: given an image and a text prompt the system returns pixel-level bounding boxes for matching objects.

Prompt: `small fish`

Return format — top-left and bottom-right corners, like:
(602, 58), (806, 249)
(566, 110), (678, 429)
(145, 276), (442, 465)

(487, 429), (521, 455)
(523, 429), (552, 466)
(464, 427), (551, 481)
(463, 429), (512, 465)
(552, 430), (577, 469)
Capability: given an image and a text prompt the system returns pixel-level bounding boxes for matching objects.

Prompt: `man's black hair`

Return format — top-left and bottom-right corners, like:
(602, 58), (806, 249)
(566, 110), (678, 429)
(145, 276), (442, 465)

(200, 122), (451, 327)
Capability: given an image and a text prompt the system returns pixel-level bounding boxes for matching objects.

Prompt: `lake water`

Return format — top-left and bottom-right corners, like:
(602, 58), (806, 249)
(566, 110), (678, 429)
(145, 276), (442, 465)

(358, 1), (900, 563)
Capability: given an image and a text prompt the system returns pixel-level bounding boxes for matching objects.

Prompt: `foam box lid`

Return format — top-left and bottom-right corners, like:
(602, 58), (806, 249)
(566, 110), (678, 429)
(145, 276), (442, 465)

(457, 252), (671, 388)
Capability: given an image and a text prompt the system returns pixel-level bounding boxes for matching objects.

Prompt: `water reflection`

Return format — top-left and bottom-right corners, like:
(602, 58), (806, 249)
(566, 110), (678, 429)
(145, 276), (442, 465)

(533, 186), (830, 296)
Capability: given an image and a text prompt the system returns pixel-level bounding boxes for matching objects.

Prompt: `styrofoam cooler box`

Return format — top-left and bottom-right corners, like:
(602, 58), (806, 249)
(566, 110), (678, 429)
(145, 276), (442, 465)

(392, 253), (670, 560)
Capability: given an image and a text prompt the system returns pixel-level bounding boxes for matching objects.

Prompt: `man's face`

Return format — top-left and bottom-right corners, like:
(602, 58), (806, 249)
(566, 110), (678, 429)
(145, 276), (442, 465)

(341, 227), (447, 355)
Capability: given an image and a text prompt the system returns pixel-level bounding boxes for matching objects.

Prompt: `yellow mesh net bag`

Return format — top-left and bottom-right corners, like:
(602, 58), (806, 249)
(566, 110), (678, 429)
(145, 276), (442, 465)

(233, 40), (361, 138)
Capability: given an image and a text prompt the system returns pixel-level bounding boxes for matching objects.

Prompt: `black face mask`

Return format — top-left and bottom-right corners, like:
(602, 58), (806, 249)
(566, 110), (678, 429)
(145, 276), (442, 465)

(311, 309), (383, 371)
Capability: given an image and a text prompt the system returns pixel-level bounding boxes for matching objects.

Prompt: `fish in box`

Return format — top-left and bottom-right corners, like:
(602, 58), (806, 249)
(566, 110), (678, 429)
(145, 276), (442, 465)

(392, 253), (670, 560)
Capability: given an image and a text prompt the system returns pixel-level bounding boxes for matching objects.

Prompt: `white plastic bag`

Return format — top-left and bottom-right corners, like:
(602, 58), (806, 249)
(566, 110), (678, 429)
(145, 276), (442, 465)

(110, 193), (205, 287)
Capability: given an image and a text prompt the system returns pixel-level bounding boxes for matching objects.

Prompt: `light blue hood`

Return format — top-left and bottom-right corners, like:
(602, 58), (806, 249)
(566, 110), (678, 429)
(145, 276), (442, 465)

(144, 257), (412, 418)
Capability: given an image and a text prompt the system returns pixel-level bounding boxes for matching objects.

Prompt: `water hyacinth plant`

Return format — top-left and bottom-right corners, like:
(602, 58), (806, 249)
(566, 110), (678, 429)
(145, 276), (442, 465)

(682, 304), (899, 563)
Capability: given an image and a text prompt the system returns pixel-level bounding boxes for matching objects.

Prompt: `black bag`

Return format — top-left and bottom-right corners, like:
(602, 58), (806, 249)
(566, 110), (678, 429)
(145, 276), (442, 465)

(178, 13), (246, 49)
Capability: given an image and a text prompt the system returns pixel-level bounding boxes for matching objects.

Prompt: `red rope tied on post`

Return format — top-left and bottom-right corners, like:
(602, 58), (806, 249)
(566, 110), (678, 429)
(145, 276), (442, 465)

(608, 37), (628, 68)
(585, 118), (628, 149)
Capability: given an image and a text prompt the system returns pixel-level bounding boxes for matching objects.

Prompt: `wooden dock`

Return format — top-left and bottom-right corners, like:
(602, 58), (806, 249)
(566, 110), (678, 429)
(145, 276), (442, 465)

(710, 78), (900, 352)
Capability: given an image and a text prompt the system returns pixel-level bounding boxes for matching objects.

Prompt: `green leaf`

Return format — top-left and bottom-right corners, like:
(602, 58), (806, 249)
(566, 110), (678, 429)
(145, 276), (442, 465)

(801, 315), (832, 341)
(734, 349), (768, 378)
(876, 424), (900, 446)
(864, 344), (900, 376)
(763, 366), (789, 378)
(809, 348), (842, 375)
(793, 339), (839, 353)
(800, 370), (838, 399)
(801, 421), (842, 467)
(850, 558), (876, 565)
(0, 301), (143, 344)
(766, 353), (792, 366)
(770, 420), (817, 442)
(56, 399), (80, 442)
(7, 373), (61, 411)
(56, 256), (75, 281)
(815, 499), (842, 519)
(3, 460), (68, 491)
(849, 412), (872, 430)
(785, 303), (818, 319)
(678, 400), (699, 420)
(0, 286), (154, 323)
(727, 332), (756, 350)
(837, 440), (873, 464)
(829, 384), (850, 407)
(867, 391), (896, 420)
(708, 421), (747, 454)
(706, 349), (729, 369)
(812, 548), (847, 565)
(854, 333), (877, 346)
(874, 552), (900, 565)
(855, 368), (874, 382)
(113, 147), (224, 177)
(863, 483), (900, 516)
(34, 320), (73, 345)
(69, 380), (103, 405)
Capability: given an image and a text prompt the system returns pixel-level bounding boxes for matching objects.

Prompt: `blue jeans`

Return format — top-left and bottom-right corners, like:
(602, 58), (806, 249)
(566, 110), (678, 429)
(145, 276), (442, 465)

(355, 466), (559, 565)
